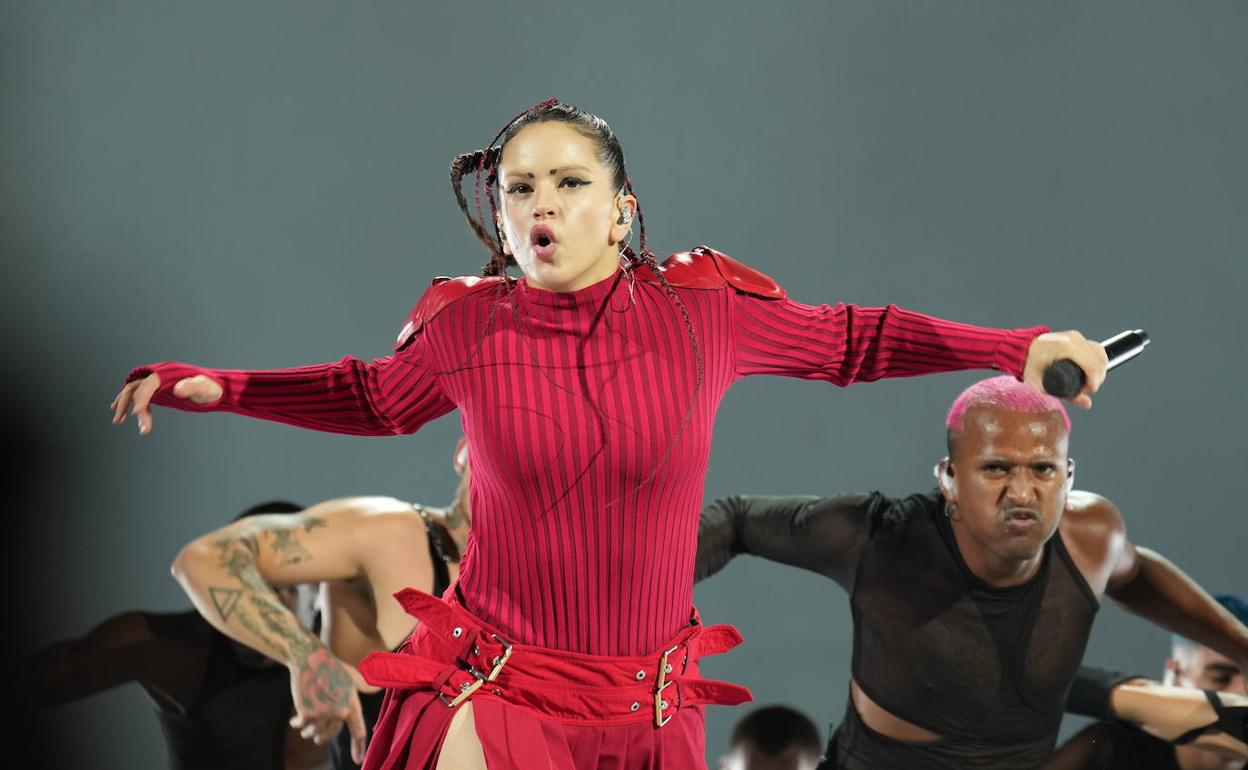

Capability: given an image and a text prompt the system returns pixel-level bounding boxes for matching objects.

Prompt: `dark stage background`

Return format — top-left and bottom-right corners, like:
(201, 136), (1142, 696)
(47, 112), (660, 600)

(4, 2), (1246, 767)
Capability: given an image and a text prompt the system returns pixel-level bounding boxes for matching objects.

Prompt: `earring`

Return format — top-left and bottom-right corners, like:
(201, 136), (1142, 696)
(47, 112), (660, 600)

(945, 502), (961, 521)
(618, 235), (636, 304)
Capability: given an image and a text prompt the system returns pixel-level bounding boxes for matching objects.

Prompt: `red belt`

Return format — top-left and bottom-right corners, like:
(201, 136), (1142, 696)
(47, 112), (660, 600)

(358, 588), (753, 727)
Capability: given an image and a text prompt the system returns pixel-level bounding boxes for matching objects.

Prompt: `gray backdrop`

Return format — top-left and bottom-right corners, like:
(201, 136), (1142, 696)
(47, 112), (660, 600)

(5, 1), (1245, 767)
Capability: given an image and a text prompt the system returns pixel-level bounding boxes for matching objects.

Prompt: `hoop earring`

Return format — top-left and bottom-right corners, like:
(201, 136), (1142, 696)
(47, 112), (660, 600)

(945, 502), (962, 521)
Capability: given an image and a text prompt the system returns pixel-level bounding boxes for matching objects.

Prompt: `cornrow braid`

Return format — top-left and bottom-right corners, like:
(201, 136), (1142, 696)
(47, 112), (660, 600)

(624, 177), (653, 263)
(450, 147), (504, 273)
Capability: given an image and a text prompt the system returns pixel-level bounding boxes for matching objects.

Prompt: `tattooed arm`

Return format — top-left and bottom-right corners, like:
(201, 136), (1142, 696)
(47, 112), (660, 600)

(171, 497), (419, 763)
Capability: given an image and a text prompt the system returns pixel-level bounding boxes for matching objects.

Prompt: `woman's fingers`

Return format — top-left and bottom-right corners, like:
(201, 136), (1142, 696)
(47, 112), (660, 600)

(1022, 331), (1109, 409)
(112, 374), (162, 432)
(131, 374), (161, 435)
(111, 372), (223, 435)
(111, 381), (141, 424)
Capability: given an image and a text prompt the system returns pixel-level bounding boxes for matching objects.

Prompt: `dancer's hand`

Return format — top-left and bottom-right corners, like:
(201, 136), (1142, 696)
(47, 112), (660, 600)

(111, 372), (222, 435)
(288, 652), (369, 763)
(1022, 331), (1108, 409)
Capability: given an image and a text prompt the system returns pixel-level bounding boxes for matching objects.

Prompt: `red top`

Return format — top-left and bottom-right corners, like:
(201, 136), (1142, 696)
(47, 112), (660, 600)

(129, 248), (1044, 655)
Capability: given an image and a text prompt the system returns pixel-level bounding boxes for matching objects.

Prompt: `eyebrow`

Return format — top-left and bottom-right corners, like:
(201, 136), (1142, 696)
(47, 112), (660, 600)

(1205, 662), (1241, 675)
(502, 165), (593, 180)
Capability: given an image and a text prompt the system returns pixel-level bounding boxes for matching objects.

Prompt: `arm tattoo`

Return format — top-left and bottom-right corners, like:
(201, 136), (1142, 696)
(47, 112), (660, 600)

(209, 587), (242, 621)
(207, 513), (352, 714)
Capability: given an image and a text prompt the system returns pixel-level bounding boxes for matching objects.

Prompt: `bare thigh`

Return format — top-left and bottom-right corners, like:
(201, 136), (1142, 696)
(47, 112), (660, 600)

(436, 702), (487, 770)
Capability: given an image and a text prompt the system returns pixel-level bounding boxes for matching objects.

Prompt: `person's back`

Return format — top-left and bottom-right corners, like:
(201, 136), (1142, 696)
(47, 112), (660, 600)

(322, 512), (455, 770)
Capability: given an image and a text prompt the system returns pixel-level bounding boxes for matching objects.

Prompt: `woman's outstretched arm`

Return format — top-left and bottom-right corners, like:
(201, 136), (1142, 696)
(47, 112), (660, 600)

(730, 290), (1107, 407)
(111, 286), (460, 436)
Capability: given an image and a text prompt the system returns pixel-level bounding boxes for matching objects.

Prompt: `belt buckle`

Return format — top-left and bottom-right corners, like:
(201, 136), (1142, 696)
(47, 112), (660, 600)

(440, 676), (483, 708)
(486, 634), (513, 682)
(440, 632), (514, 708)
(654, 643), (681, 727)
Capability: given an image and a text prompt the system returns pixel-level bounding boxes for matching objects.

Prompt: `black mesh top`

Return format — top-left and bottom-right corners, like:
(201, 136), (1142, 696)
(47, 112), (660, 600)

(698, 490), (1100, 769)
(27, 609), (292, 770)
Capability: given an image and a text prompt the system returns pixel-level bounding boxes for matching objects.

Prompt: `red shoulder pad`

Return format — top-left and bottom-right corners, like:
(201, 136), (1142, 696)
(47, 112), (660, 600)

(394, 275), (507, 351)
(634, 246), (785, 299)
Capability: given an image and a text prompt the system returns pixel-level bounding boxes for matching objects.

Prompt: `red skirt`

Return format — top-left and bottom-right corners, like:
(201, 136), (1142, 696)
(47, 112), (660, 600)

(357, 587), (752, 769)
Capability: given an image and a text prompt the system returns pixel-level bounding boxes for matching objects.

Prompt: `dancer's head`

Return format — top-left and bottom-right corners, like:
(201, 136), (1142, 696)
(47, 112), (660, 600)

(1166, 594), (1247, 695)
(451, 100), (639, 292)
(720, 705), (823, 770)
(937, 377), (1073, 571)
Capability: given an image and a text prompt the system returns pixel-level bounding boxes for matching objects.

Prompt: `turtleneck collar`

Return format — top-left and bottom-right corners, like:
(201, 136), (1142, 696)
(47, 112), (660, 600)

(516, 268), (627, 309)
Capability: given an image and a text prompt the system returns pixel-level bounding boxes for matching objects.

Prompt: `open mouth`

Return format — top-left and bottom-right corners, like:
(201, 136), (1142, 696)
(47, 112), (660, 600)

(530, 225), (556, 248)
(529, 225), (558, 261)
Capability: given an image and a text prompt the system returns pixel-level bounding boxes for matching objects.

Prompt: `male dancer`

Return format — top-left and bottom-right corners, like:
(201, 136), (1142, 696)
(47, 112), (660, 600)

(1050, 594), (1248, 769)
(172, 440), (470, 769)
(697, 376), (1248, 769)
(22, 502), (328, 770)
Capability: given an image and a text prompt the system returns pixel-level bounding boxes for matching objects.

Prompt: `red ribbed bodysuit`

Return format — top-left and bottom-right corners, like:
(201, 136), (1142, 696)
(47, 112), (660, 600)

(128, 247), (1044, 768)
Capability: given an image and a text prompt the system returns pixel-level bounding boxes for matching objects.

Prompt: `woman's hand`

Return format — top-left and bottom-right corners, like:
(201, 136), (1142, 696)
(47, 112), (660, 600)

(111, 372), (223, 435)
(1022, 331), (1109, 409)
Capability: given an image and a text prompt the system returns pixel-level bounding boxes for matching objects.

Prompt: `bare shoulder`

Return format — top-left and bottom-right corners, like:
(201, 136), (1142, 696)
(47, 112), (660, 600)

(324, 496), (427, 546)
(287, 496), (421, 544)
(1059, 491), (1130, 589)
(1061, 490), (1126, 541)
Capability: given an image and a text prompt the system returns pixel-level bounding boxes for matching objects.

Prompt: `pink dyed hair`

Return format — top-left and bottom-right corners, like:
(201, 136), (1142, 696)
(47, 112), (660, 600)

(946, 376), (1071, 434)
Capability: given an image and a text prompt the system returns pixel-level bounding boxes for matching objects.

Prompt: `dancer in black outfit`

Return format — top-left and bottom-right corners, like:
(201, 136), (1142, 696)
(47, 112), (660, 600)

(23, 501), (327, 770)
(697, 377), (1248, 769)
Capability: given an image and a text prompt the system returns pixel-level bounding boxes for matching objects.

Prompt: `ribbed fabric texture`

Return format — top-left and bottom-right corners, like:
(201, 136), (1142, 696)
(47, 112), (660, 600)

(130, 253), (1043, 656)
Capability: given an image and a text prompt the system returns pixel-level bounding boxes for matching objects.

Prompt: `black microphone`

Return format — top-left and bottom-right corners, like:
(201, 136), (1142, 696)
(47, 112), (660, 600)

(1042, 329), (1150, 398)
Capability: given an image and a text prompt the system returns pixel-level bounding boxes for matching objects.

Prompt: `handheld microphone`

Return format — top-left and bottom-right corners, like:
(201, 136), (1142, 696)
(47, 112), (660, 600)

(1042, 329), (1150, 398)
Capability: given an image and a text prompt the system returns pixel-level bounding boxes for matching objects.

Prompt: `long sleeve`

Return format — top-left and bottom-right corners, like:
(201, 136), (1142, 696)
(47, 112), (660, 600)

(729, 291), (1046, 384)
(1042, 722), (1135, 769)
(126, 325), (456, 437)
(696, 493), (883, 590)
(1065, 665), (1141, 719)
(22, 611), (206, 710)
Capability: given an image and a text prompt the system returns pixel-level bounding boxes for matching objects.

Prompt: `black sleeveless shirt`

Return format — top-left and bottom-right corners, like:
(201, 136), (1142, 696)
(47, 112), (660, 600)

(329, 525), (453, 770)
(840, 491), (1099, 767)
(697, 490), (1100, 770)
